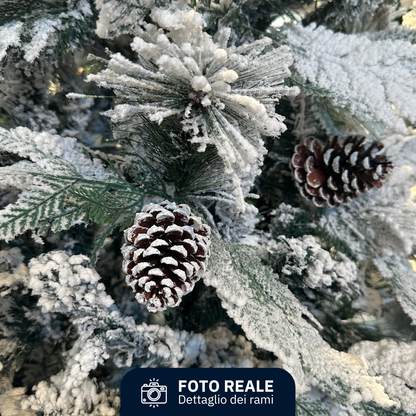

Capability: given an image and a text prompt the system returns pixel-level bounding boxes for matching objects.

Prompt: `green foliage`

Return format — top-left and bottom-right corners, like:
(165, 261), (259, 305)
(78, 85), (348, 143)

(0, 109), (15, 130)
(286, 74), (332, 98)
(1, 173), (81, 237)
(2, 290), (43, 347)
(0, 168), (143, 240)
(297, 398), (330, 415)
(373, 254), (416, 325)
(0, 127), (145, 261)
(0, 0), (95, 67)
(70, 181), (142, 264)
(204, 235), (393, 407)
(165, 282), (229, 333)
(68, 180), (140, 226)
(119, 119), (228, 205)
(302, 0), (394, 34)
(216, 1), (250, 33)
(269, 206), (316, 239)
(359, 402), (411, 416)
(0, 0), (68, 26)
(196, 0), (313, 42)
(314, 224), (358, 262)
(313, 98), (372, 138)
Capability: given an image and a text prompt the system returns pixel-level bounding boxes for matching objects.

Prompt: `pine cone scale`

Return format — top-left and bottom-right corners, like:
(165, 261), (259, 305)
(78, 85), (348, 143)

(294, 168), (306, 183)
(306, 169), (326, 188)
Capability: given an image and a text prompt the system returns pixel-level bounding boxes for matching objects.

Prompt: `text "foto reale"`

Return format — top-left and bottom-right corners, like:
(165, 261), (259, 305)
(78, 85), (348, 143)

(178, 380), (274, 393)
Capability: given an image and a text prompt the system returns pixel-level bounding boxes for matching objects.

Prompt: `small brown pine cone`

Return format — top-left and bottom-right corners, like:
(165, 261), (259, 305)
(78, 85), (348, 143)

(121, 201), (211, 312)
(291, 135), (393, 207)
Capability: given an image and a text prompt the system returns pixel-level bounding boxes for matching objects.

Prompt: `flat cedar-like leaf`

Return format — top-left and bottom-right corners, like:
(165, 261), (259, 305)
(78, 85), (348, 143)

(373, 255), (416, 326)
(286, 24), (416, 140)
(204, 235), (394, 407)
(359, 403), (411, 416)
(0, 0), (94, 63)
(319, 145), (416, 327)
(296, 398), (330, 415)
(0, 127), (144, 247)
(0, 169), (84, 240)
(349, 340), (416, 415)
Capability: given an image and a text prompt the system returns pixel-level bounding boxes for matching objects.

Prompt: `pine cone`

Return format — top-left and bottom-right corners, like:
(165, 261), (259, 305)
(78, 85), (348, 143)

(121, 201), (211, 312)
(291, 135), (393, 207)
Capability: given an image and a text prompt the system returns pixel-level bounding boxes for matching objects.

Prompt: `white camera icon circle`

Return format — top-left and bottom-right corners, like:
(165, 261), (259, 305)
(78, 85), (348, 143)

(141, 381), (167, 405)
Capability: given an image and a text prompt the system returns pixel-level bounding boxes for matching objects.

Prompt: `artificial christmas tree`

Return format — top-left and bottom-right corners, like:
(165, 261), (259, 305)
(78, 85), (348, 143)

(1, 1), (416, 415)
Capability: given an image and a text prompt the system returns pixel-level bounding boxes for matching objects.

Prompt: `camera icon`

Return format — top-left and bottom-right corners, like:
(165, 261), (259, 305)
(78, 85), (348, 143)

(141, 381), (167, 406)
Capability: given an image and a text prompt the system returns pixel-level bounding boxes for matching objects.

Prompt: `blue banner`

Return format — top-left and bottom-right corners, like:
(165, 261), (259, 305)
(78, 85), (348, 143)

(121, 368), (295, 415)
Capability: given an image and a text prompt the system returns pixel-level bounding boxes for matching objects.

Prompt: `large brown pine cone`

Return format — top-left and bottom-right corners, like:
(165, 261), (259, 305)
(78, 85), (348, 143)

(121, 201), (211, 312)
(291, 135), (393, 207)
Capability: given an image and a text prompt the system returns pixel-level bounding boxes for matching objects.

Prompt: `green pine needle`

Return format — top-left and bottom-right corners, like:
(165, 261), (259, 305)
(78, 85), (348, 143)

(296, 398), (330, 415)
